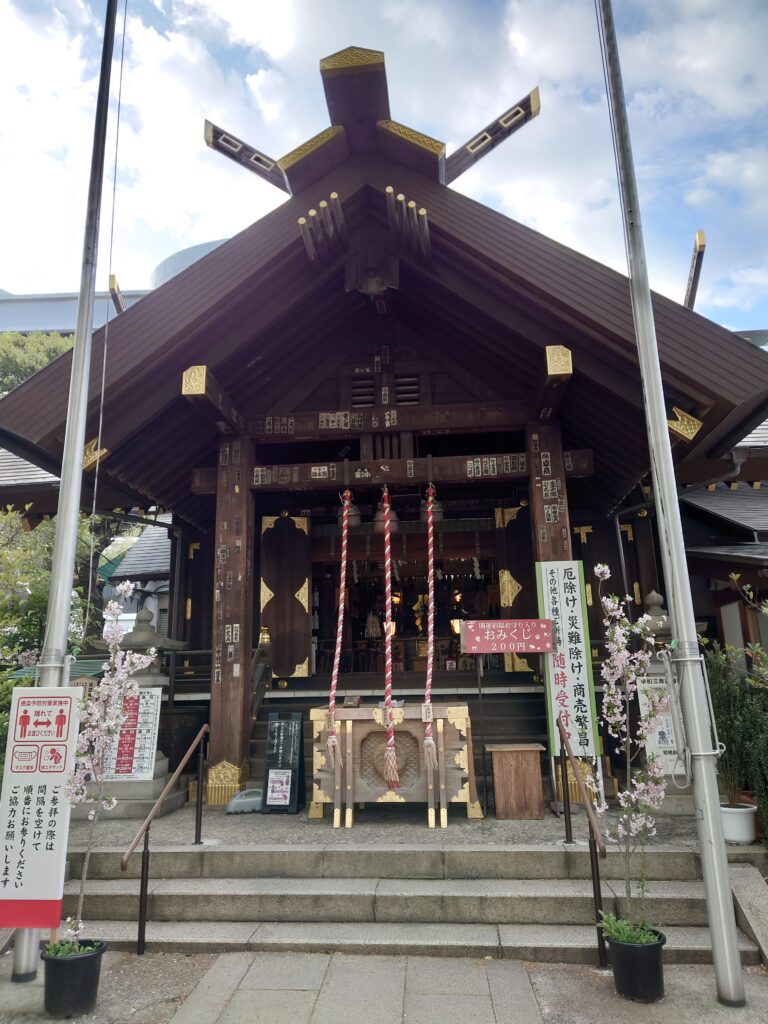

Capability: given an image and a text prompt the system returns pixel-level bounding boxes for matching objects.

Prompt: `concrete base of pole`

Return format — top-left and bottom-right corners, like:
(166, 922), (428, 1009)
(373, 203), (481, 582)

(11, 929), (41, 982)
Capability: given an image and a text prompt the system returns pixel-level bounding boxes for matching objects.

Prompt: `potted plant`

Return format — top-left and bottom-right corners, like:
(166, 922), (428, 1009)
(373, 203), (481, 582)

(42, 582), (154, 1018)
(591, 564), (668, 1003)
(705, 643), (758, 844)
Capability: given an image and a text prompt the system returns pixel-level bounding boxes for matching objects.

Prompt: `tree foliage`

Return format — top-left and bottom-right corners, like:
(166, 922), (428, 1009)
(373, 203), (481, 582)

(0, 506), (110, 664)
(0, 330), (72, 396)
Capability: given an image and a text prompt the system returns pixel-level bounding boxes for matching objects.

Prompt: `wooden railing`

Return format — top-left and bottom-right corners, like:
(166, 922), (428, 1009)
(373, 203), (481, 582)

(120, 723), (209, 954)
(556, 714), (608, 967)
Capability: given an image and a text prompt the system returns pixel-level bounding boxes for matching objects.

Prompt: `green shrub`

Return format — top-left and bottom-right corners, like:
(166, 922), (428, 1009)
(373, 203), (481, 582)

(706, 645), (752, 806)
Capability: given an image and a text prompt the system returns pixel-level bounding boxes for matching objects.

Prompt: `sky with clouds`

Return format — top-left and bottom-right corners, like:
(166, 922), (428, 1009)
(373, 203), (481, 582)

(1, 0), (766, 331)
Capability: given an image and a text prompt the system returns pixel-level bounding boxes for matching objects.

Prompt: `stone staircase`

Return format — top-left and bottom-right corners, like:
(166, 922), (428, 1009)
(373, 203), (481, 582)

(63, 844), (765, 963)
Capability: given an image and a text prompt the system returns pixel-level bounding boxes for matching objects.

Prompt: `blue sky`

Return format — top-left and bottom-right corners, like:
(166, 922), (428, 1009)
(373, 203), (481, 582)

(1, 0), (766, 331)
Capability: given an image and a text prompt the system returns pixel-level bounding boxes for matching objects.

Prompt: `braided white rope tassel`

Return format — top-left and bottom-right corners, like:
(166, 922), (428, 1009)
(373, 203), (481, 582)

(423, 484), (438, 770)
(327, 489), (351, 768)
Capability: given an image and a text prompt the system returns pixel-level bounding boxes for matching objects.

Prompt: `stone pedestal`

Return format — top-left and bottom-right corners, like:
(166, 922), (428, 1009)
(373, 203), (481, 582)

(70, 751), (187, 819)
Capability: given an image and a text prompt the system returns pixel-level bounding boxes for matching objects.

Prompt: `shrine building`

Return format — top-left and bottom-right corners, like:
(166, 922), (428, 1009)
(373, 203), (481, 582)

(1, 46), (767, 814)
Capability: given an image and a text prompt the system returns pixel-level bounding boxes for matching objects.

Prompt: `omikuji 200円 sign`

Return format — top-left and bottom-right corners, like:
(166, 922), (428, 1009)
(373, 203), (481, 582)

(462, 619), (554, 654)
(0, 687), (82, 928)
(536, 561), (600, 758)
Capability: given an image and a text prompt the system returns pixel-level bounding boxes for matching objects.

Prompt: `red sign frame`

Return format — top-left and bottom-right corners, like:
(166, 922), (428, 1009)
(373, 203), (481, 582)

(462, 619), (554, 654)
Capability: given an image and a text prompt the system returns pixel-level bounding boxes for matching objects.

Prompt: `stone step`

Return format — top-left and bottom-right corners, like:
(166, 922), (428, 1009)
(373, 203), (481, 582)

(61, 876), (709, 927)
(64, 919), (760, 964)
(70, 785), (187, 821)
(67, 843), (720, 882)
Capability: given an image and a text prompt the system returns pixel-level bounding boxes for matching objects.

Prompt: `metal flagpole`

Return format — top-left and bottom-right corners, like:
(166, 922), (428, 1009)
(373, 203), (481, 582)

(594, 0), (745, 1006)
(12, 0), (119, 984)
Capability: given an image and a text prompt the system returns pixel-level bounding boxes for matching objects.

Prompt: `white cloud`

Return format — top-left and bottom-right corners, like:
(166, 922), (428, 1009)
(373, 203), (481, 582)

(172, 0), (296, 59)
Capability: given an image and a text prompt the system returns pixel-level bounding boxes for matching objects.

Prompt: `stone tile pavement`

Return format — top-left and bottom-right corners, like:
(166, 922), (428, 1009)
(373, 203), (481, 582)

(2, 950), (768, 1023)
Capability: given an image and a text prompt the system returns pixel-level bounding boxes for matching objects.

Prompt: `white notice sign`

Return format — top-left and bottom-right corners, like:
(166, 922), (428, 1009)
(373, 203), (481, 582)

(103, 688), (162, 782)
(0, 687), (82, 928)
(638, 674), (678, 766)
(266, 769), (292, 806)
(536, 561), (600, 758)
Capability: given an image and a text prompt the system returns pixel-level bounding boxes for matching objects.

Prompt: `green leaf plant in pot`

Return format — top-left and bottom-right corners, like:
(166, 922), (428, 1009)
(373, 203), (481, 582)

(590, 564), (668, 1003)
(42, 583), (155, 1019)
(706, 643), (758, 845)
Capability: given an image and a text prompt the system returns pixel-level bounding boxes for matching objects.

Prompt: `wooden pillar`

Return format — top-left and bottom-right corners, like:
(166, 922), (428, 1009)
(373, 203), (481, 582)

(207, 436), (255, 804)
(526, 420), (572, 562)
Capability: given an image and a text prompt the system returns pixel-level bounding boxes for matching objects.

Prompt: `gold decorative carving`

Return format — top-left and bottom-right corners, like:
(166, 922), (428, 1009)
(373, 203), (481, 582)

(529, 86), (541, 118)
(376, 790), (406, 803)
(320, 46), (384, 72)
(466, 800), (484, 819)
(667, 406), (703, 441)
(499, 569), (522, 607)
(377, 120), (446, 156)
(314, 751), (327, 770)
(620, 524), (635, 542)
(495, 507), (521, 528)
(308, 801), (325, 819)
(556, 757), (593, 805)
(633, 582), (642, 605)
(82, 438), (108, 471)
(451, 781), (470, 803)
(312, 782), (331, 804)
(260, 579), (274, 612)
(546, 344), (573, 376)
(585, 583), (593, 607)
(572, 525), (593, 543)
(293, 515), (309, 535)
(188, 542), (200, 560)
(511, 653), (533, 673)
(444, 707), (467, 735)
(293, 657), (309, 678)
(295, 579), (309, 612)
(454, 747), (468, 772)
(182, 365), (207, 395)
(372, 706), (405, 728)
(207, 760), (243, 806)
(278, 126), (345, 171)
(310, 707), (327, 722)
(261, 515), (279, 534)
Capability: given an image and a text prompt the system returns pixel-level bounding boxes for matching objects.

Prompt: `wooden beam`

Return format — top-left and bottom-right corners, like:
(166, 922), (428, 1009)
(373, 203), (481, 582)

(533, 345), (573, 420)
(204, 119), (288, 193)
(208, 436), (255, 779)
(684, 230), (706, 310)
(181, 365), (247, 434)
(676, 454), (768, 485)
(191, 448), (593, 495)
(527, 421), (573, 562)
(108, 274), (126, 315)
(446, 87), (540, 184)
(248, 401), (531, 442)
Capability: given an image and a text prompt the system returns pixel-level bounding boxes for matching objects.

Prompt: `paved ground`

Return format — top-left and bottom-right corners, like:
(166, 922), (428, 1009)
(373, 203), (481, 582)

(3, 951), (767, 1024)
(68, 800), (702, 850)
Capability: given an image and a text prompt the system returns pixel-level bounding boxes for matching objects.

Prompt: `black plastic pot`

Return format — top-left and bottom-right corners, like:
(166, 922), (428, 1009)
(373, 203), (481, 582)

(41, 939), (107, 1018)
(606, 930), (666, 1002)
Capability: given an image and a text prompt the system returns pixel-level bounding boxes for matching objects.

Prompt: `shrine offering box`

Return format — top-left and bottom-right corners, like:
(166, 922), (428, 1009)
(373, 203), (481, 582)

(309, 703), (483, 828)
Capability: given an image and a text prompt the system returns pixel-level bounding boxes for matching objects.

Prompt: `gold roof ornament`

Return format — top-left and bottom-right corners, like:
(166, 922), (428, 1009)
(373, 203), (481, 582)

(320, 46), (385, 73)
(667, 406), (703, 441)
(83, 438), (108, 470)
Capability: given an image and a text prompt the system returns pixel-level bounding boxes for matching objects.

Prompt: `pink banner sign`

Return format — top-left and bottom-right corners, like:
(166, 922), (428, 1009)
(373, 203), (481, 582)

(462, 619), (554, 654)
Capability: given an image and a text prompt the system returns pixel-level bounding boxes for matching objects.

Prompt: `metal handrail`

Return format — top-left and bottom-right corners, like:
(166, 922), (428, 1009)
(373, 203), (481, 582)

(556, 714), (608, 967)
(120, 723), (209, 954)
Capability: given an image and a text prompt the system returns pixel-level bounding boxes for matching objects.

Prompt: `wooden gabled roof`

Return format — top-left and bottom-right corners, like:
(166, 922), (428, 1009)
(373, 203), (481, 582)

(1, 47), (767, 525)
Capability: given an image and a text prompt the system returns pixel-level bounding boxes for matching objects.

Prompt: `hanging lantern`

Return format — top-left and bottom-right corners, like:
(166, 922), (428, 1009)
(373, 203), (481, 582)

(419, 496), (444, 522)
(373, 504), (399, 533)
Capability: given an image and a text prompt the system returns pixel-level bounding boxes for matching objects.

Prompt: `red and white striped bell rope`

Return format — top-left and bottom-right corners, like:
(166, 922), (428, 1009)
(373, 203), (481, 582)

(327, 489), (351, 768)
(382, 486), (400, 788)
(423, 484), (438, 770)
